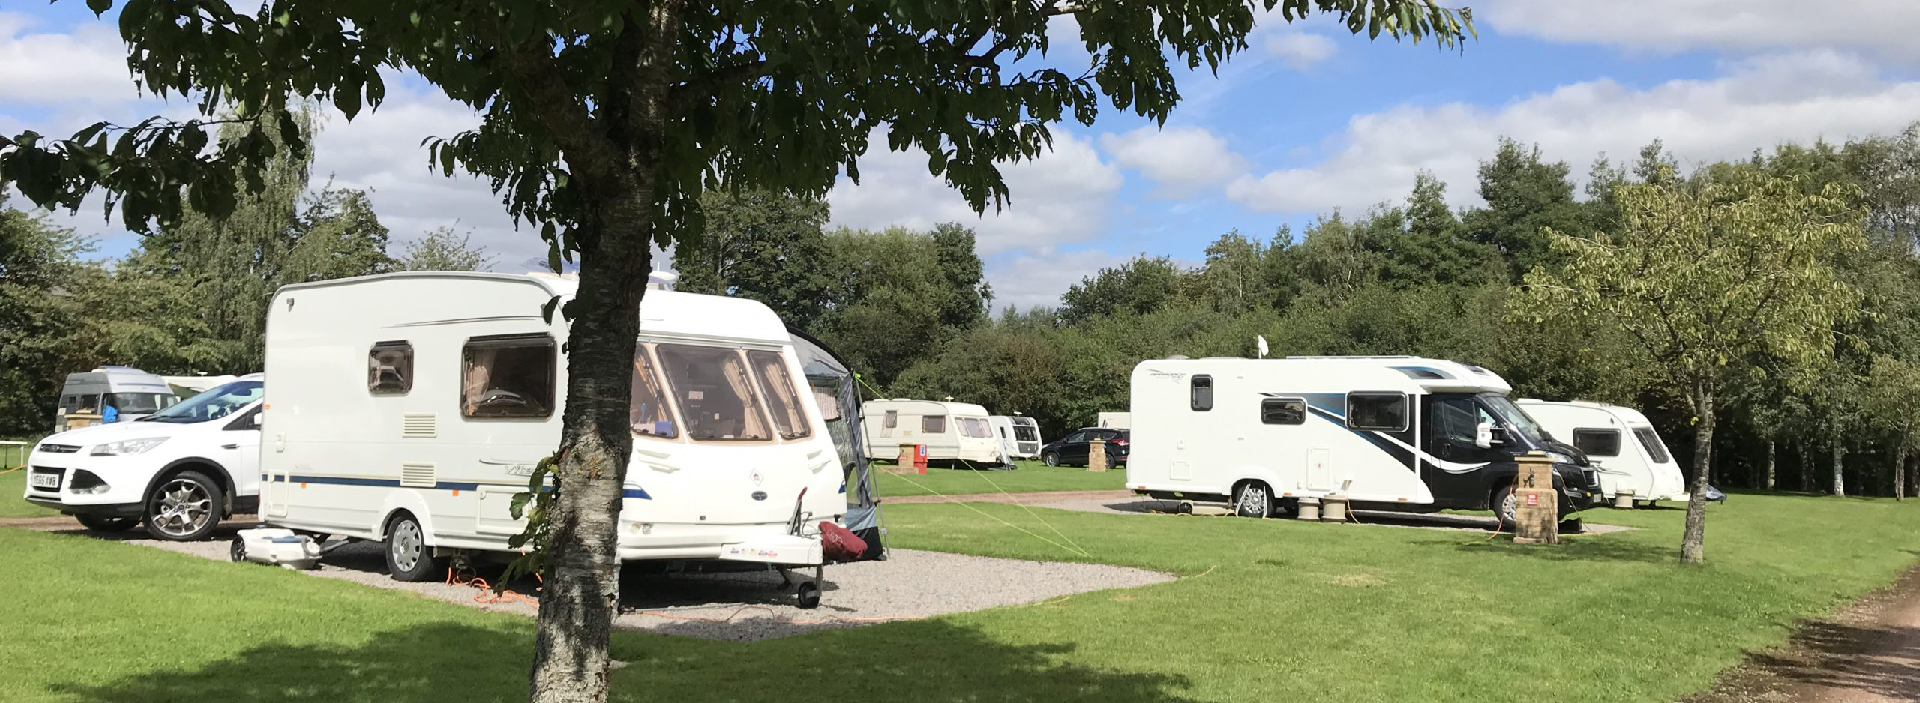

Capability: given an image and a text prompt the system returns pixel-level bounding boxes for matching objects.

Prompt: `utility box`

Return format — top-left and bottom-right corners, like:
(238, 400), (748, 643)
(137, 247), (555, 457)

(1513, 452), (1559, 544)
(1089, 438), (1108, 472)
(891, 444), (928, 474)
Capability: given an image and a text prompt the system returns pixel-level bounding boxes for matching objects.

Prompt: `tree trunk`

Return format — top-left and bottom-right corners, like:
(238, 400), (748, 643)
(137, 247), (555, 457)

(1680, 384), (1714, 564)
(1896, 444), (1908, 502)
(528, 6), (680, 703)
(1832, 444), (1846, 497)
(1799, 441), (1813, 492)
(1764, 439), (1776, 491)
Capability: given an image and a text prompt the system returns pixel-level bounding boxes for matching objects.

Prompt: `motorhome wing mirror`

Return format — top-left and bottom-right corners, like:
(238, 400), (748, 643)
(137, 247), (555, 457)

(1474, 422), (1496, 449)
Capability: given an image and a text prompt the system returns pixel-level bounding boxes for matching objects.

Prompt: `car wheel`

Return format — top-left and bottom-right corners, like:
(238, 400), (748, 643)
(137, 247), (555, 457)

(1041, 451), (1059, 467)
(1492, 485), (1517, 531)
(1233, 481), (1272, 518)
(145, 471), (224, 541)
(383, 513), (441, 582)
(75, 514), (139, 532)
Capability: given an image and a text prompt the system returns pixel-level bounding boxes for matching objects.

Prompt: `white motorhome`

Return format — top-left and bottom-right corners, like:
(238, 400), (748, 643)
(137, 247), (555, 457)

(1096, 412), (1131, 430)
(54, 366), (180, 430)
(259, 273), (841, 601)
(1518, 400), (1689, 505)
(859, 399), (1001, 466)
(1127, 356), (1601, 523)
(988, 415), (1043, 459)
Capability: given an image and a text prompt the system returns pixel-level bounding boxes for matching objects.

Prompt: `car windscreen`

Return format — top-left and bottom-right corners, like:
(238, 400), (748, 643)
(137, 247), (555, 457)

(105, 392), (175, 414)
(141, 380), (263, 423)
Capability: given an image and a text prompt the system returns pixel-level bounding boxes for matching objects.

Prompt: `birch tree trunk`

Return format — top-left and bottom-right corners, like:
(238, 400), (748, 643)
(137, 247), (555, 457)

(1896, 445), (1908, 502)
(1681, 384), (1714, 564)
(1765, 439), (1776, 491)
(528, 5), (682, 703)
(1832, 444), (1846, 497)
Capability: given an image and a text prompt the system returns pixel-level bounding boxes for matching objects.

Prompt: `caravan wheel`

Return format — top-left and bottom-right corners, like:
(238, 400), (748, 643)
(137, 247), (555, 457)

(1233, 481), (1272, 518)
(383, 514), (442, 582)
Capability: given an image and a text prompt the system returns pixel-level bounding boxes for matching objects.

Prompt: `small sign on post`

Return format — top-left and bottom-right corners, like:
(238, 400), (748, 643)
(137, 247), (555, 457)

(1088, 438), (1108, 472)
(1513, 452), (1560, 544)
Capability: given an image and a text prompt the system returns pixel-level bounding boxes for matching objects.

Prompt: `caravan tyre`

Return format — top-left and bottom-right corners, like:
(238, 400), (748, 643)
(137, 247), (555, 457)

(1233, 481), (1272, 518)
(384, 514), (441, 582)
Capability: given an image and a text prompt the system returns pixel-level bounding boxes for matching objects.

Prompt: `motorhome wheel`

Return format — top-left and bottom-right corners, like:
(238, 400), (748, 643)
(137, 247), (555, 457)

(383, 514), (442, 582)
(796, 581), (822, 610)
(75, 514), (139, 532)
(144, 470), (223, 541)
(1233, 482), (1271, 518)
(1492, 485), (1517, 531)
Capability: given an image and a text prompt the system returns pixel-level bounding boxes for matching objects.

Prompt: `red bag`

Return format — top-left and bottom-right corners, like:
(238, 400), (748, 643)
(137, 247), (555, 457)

(819, 521), (868, 562)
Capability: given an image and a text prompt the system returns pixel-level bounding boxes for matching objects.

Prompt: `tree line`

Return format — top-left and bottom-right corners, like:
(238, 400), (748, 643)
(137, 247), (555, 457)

(684, 130), (1920, 502)
(0, 109), (493, 435)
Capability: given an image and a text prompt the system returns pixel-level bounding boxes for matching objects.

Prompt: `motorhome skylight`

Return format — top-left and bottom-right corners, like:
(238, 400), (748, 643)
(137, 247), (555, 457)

(1390, 366), (1452, 380)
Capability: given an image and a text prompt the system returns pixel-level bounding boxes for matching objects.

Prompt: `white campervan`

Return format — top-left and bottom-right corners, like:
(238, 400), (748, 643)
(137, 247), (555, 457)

(1127, 356), (1601, 524)
(859, 399), (1001, 466)
(1518, 400), (1688, 506)
(988, 415), (1043, 459)
(259, 273), (842, 599)
(54, 366), (180, 431)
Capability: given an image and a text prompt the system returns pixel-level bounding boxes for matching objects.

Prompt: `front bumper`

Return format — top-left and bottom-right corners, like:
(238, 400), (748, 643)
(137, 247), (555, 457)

(21, 450), (151, 515)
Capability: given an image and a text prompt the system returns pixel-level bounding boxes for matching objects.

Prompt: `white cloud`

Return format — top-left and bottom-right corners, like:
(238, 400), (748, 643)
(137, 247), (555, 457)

(986, 248), (1128, 311)
(1100, 125), (1247, 196)
(1262, 31), (1337, 70)
(0, 12), (139, 104)
(1480, 0), (1920, 63)
(1227, 49), (1920, 214)
(826, 129), (1123, 256)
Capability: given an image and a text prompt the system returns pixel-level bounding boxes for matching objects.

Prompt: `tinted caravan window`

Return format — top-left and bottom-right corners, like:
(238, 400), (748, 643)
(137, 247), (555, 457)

(1347, 392), (1408, 432)
(1572, 428), (1621, 457)
(1191, 375), (1213, 411)
(461, 335), (556, 418)
(656, 344), (772, 441)
(368, 341), (413, 393)
(1261, 398), (1306, 425)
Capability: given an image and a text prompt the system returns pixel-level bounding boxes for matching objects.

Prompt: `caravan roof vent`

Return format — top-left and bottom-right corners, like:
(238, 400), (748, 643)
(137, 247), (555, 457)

(1390, 366), (1452, 380)
(1166, 354), (1190, 360)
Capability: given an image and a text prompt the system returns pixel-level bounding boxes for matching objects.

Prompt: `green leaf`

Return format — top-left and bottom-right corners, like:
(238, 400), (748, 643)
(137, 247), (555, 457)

(86, 0), (113, 15)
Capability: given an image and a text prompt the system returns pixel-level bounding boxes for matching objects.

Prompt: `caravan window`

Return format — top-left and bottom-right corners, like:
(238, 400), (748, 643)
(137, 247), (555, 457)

(1261, 398), (1306, 425)
(1572, 428), (1621, 457)
(656, 344), (772, 441)
(922, 415), (947, 433)
(958, 417), (993, 438)
(1633, 427), (1672, 463)
(1013, 424), (1038, 441)
(368, 341), (414, 393)
(883, 410), (898, 428)
(1347, 392), (1408, 432)
(462, 334), (556, 418)
(629, 347), (677, 438)
(1191, 375), (1213, 411)
(747, 350), (811, 440)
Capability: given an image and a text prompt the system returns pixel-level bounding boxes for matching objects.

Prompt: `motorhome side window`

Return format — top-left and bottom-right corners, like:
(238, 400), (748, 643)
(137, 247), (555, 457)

(922, 415), (947, 433)
(461, 334), (556, 418)
(367, 341), (414, 393)
(1346, 392), (1408, 431)
(1572, 428), (1621, 457)
(655, 344), (772, 441)
(747, 350), (812, 440)
(629, 347), (677, 438)
(1191, 375), (1213, 411)
(1261, 398), (1306, 425)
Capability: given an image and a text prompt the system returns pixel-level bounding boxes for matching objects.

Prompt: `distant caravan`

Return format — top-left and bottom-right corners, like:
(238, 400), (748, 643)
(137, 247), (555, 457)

(989, 415), (1043, 460)
(859, 399), (1004, 466)
(1518, 400), (1691, 506)
(1126, 356), (1601, 525)
(259, 272), (844, 605)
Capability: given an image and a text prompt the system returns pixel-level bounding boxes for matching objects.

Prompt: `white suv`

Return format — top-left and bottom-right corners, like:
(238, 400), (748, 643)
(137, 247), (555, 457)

(23, 375), (263, 541)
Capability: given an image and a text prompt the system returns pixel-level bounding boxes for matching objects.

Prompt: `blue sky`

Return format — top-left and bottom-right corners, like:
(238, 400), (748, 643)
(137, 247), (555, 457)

(5, 2), (1920, 309)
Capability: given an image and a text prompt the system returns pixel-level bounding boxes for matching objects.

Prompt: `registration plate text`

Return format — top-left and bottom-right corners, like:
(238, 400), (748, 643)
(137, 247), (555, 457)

(29, 473), (58, 490)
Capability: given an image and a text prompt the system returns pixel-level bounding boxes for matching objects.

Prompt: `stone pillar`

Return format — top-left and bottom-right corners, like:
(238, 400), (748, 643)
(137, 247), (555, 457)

(1089, 438), (1107, 472)
(1513, 452), (1559, 544)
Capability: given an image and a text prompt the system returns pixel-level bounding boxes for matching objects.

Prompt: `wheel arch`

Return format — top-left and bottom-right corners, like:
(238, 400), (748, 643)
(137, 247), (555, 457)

(376, 491), (437, 545)
(142, 457), (234, 509)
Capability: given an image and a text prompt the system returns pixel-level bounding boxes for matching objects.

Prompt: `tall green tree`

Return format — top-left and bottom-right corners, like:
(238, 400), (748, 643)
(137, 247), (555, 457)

(0, 200), (97, 434)
(1058, 254), (1191, 324)
(1862, 355), (1920, 500)
(1516, 164), (1865, 564)
(672, 188), (834, 329)
(401, 226), (498, 271)
(0, 2), (1471, 700)
(1464, 138), (1585, 282)
(931, 223), (990, 332)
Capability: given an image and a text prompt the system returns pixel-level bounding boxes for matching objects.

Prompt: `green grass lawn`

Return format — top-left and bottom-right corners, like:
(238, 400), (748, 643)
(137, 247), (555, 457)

(0, 470), (60, 518)
(872, 459), (1130, 497)
(3, 493), (1917, 703)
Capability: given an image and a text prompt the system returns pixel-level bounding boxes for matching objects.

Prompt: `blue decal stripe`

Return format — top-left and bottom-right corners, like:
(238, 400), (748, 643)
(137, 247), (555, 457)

(622, 487), (651, 500)
(287, 474), (645, 498)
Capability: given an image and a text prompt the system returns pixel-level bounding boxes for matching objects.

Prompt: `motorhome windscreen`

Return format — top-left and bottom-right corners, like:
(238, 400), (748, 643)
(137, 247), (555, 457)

(748, 350), (811, 439)
(142, 380), (263, 423)
(1633, 427), (1673, 463)
(1480, 395), (1548, 444)
(655, 344), (772, 441)
(104, 392), (175, 413)
(462, 335), (556, 418)
(629, 348), (677, 438)
(958, 417), (993, 438)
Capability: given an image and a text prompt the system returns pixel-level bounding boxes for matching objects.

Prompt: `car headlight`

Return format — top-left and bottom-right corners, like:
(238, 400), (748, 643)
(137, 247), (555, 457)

(1544, 452), (1574, 465)
(90, 437), (168, 456)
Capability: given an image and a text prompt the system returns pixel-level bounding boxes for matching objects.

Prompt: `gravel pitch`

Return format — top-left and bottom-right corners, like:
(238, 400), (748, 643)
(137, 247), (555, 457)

(10, 518), (1172, 641)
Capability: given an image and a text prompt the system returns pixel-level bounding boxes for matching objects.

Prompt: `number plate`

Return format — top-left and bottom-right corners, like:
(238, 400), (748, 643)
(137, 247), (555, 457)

(29, 473), (58, 490)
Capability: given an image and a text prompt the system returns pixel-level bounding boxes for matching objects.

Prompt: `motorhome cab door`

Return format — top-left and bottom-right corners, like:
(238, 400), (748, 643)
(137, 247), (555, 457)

(1418, 393), (1512, 508)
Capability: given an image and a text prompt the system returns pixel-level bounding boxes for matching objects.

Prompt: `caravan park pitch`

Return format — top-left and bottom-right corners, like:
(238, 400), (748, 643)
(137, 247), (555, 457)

(2, 493), (1918, 703)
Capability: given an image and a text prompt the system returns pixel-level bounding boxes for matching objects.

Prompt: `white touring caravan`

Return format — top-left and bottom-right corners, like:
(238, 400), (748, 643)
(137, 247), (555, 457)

(1518, 400), (1689, 506)
(859, 399), (1002, 466)
(259, 272), (844, 604)
(988, 415), (1043, 459)
(1127, 356), (1601, 523)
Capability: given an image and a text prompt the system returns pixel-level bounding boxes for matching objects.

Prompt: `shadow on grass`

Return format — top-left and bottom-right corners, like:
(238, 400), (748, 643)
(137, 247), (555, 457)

(51, 621), (1195, 703)
(1744, 621), (1920, 701)
(1448, 533), (1675, 564)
